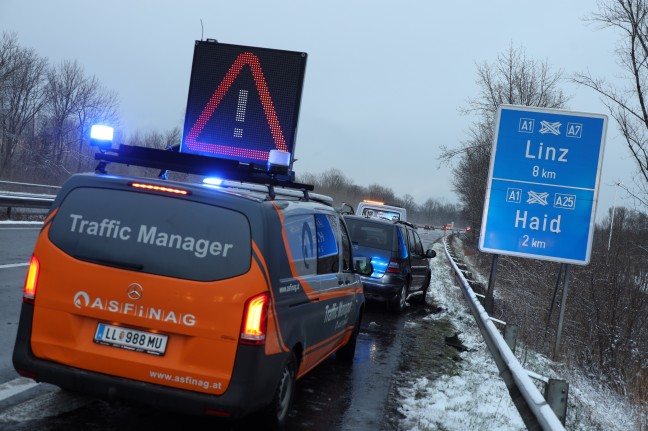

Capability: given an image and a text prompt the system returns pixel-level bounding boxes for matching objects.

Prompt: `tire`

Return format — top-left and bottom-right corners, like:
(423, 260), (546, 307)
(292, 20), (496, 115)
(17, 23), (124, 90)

(389, 280), (408, 314)
(337, 311), (362, 362)
(410, 273), (431, 305)
(262, 351), (297, 429)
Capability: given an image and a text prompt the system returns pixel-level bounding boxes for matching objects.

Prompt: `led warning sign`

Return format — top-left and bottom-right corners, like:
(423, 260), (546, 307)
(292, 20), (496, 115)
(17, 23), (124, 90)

(180, 40), (307, 167)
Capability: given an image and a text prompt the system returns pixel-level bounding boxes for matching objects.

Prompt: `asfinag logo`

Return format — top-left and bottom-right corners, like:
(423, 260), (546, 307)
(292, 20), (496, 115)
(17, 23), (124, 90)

(71, 291), (196, 326)
(73, 291), (90, 309)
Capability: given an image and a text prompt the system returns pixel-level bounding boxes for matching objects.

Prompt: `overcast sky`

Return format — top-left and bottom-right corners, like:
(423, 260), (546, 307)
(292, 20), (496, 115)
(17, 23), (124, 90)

(0, 0), (635, 219)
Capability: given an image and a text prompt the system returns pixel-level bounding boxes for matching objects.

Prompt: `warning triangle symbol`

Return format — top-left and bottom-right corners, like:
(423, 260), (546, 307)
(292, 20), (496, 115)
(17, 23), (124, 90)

(184, 52), (287, 159)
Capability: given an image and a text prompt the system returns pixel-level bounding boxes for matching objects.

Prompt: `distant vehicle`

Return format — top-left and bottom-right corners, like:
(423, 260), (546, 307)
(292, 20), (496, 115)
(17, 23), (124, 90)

(355, 200), (407, 222)
(13, 129), (374, 428)
(343, 214), (436, 313)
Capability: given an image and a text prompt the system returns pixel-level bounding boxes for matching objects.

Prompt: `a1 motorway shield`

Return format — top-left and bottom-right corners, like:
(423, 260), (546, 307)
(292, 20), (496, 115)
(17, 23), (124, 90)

(479, 105), (607, 265)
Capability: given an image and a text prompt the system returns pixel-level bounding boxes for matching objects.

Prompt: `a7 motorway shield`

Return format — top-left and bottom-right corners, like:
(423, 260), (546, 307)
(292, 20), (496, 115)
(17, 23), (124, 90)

(479, 105), (607, 265)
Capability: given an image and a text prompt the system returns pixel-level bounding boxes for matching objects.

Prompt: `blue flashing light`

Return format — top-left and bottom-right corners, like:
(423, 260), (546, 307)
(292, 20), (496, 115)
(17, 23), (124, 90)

(267, 150), (291, 174)
(203, 177), (224, 186)
(90, 125), (114, 142)
(364, 255), (389, 278)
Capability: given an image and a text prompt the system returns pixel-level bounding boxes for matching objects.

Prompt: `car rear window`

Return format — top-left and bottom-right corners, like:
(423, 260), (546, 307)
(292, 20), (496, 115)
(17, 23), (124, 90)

(48, 187), (251, 281)
(360, 208), (401, 221)
(344, 218), (394, 251)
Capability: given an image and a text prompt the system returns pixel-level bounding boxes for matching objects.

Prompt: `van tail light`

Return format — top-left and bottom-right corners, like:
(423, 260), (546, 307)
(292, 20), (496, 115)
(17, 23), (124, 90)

(23, 255), (40, 304)
(240, 293), (269, 345)
(386, 258), (403, 274)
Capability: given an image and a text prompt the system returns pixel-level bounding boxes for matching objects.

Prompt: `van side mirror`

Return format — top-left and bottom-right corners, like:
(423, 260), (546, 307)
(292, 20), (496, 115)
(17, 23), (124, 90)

(353, 257), (373, 276)
(425, 249), (437, 259)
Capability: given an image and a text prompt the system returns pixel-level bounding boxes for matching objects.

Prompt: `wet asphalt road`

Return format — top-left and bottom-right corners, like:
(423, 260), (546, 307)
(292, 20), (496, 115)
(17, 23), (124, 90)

(0, 225), (457, 431)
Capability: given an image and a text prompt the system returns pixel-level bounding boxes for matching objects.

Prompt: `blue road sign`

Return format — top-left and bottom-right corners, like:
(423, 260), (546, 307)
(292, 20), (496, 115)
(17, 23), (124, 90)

(479, 105), (607, 265)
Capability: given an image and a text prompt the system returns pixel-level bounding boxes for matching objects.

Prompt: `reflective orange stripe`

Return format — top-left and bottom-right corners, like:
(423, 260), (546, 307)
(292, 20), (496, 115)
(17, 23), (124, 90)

(299, 324), (355, 377)
(40, 208), (59, 232)
(251, 240), (289, 353)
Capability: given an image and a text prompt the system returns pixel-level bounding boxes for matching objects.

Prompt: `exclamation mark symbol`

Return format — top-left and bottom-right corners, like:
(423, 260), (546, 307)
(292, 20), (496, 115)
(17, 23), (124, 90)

(234, 89), (248, 138)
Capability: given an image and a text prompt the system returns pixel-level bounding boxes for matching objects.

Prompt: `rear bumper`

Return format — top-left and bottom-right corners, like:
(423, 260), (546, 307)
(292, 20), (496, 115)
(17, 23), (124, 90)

(359, 275), (405, 302)
(12, 303), (284, 418)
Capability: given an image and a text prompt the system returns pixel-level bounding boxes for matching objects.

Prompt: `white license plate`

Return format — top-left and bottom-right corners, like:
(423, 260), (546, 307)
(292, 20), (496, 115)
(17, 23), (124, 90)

(94, 323), (168, 356)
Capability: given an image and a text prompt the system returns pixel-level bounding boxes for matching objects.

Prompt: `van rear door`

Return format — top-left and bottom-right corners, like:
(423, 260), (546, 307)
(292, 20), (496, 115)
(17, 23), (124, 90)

(30, 179), (257, 395)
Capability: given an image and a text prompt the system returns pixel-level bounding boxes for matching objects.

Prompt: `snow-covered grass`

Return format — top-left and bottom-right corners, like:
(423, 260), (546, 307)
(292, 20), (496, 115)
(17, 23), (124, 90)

(397, 239), (642, 431)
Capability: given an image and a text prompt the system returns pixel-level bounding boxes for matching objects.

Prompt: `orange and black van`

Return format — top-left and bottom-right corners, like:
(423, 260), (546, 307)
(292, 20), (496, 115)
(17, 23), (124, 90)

(13, 157), (371, 427)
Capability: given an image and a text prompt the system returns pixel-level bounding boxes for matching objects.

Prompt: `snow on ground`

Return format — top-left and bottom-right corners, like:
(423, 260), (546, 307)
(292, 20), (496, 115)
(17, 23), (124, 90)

(397, 239), (641, 431)
(397, 241), (525, 431)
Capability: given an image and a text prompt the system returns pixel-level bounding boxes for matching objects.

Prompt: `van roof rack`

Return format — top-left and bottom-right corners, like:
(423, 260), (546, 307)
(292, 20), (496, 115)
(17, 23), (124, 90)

(216, 180), (333, 205)
(94, 144), (316, 200)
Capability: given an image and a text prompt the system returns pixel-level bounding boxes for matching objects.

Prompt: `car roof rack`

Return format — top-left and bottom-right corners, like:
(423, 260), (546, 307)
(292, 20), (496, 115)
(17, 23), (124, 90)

(94, 144), (317, 201)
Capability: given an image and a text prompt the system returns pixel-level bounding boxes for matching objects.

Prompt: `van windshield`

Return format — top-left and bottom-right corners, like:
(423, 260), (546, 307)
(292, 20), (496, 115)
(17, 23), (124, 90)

(345, 218), (394, 251)
(48, 187), (251, 282)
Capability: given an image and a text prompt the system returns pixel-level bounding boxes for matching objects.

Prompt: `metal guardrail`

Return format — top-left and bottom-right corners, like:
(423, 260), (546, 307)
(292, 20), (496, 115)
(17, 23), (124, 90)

(444, 237), (566, 431)
(0, 192), (55, 209)
(0, 180), (61, 190)
(0, 181), (57, 216)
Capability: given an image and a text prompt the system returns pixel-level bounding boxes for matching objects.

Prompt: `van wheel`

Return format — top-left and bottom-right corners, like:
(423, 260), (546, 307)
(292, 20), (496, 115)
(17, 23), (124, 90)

(411, 274), (431, 305)
(337, 312), (362, 362)
(262, 351), (297, 428)
(389, 281), (408, 314)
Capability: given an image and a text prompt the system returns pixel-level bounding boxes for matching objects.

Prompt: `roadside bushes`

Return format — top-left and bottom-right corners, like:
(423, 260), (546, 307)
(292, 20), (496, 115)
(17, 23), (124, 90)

(464, 207), (648, 405)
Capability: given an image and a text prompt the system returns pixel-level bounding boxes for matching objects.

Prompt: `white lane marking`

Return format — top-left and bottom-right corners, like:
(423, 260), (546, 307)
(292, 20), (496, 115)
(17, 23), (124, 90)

(0, 221), (43, 225)
(0, 263), (29, 269)
(0, 378), (39, 402)
(0, 386), (92, 422)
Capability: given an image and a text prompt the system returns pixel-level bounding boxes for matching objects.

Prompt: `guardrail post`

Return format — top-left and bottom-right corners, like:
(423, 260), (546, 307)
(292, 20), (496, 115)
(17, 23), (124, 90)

(544, 379), (569, 425)
(503, 324), (518, 353)
(484, 296), (494, 314)
(485, 254), (499, 314)
(6, 206), (11, 218)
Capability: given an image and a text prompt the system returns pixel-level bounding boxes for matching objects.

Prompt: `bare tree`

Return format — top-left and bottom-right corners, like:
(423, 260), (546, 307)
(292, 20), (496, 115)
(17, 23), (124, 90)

(43, 60), (119, 174)
(399, 193), (417, 217)
(365, 183), (397, 204)
(44, 60), (85, 165)
(573, 0), (648, 208)
(73, 77), (119, 171)
(440, 44), (569, 230)
(0, 32), (47, 171)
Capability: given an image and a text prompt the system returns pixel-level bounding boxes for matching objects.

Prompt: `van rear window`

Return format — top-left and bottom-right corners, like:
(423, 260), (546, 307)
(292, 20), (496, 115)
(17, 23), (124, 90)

(48, 187), (251, 281)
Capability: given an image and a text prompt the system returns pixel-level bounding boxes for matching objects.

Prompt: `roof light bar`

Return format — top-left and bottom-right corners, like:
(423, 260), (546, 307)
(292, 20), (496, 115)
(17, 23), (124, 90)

(90, 125), (114, 149)
(203, 177), (224, 186)
(130, 182), (189, 195)
(363, 199), (384, 205)
(267, 150), (291, 175)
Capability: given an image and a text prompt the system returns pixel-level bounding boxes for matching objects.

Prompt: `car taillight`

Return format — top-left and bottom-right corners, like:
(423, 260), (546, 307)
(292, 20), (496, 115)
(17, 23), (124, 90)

(240, 293), (269, 345)
(23, 255), (40, 304)
(386, 258), (402, 274)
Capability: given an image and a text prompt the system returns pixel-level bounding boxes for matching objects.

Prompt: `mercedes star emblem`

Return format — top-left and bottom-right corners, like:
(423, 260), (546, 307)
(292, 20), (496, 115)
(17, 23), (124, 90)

(126, 283), (144, 301)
